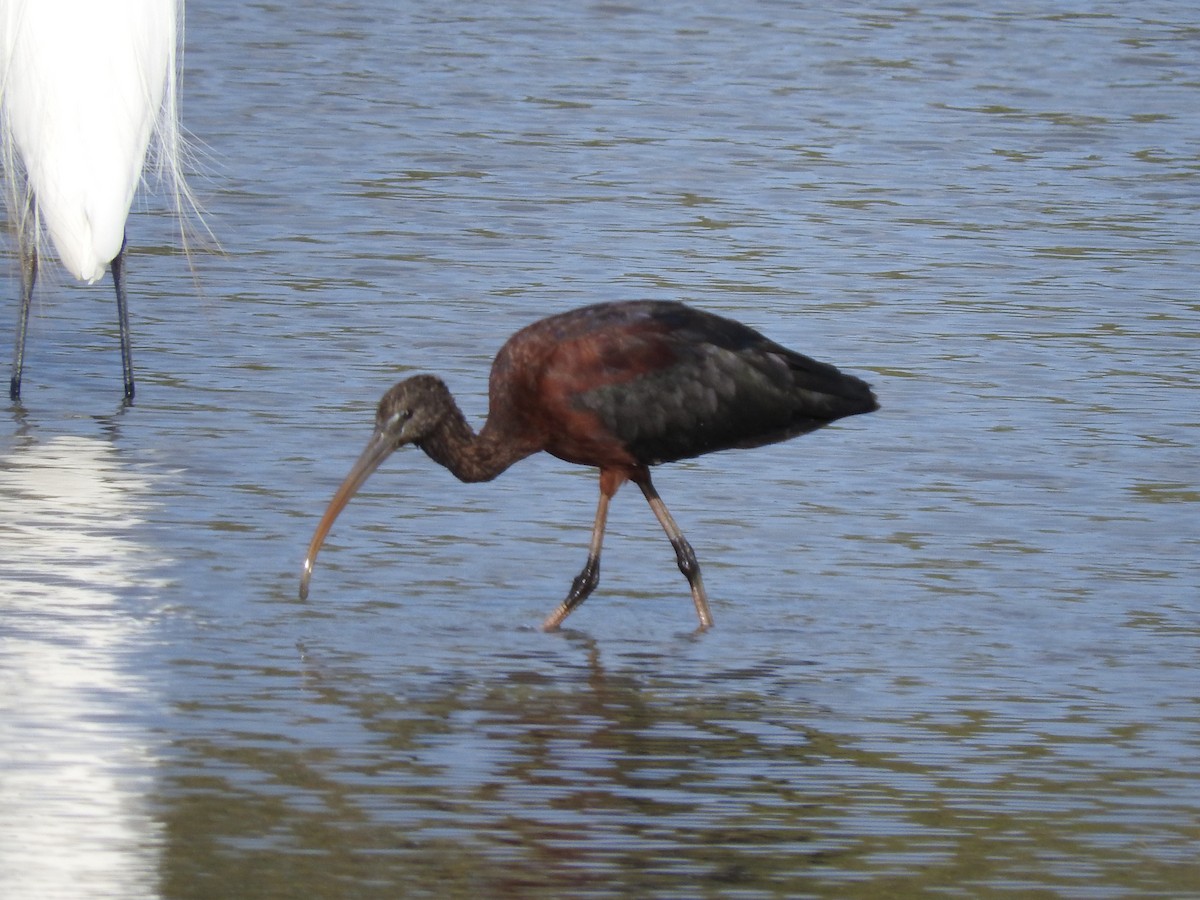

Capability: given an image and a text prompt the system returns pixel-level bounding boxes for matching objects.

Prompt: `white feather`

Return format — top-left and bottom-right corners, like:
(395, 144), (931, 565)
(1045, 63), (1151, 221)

(0, 0), (183, 282)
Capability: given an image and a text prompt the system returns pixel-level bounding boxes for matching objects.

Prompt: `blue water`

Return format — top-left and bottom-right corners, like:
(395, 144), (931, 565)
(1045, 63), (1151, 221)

(2, 2), (1198, 897)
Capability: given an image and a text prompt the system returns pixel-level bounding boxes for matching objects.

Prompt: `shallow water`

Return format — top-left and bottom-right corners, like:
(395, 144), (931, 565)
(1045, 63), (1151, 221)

(2, 2), (1198, 897)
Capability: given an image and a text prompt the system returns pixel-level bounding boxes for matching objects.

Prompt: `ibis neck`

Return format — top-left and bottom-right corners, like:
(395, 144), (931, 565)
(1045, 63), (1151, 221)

(416, 399), (535, 483)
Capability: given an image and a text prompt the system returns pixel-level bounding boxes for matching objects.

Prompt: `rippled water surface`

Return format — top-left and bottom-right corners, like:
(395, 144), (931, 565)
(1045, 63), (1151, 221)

(2, 2), (1198, 897)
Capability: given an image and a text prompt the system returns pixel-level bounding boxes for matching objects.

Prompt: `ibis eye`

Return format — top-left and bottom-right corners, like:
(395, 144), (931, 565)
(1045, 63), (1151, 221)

(384, 408), (411, 431)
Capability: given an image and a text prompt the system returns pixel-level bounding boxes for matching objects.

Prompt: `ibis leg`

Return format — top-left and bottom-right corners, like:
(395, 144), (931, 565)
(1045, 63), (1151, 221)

(9, 244), (37, 402)
(111, 235), (135, 402)
(542, 489), (611, 631)
(637, 477), (713, 629)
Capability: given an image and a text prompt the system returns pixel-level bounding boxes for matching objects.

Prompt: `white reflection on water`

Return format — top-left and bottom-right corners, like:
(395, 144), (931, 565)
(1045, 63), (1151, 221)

(0, 434), (162, 900)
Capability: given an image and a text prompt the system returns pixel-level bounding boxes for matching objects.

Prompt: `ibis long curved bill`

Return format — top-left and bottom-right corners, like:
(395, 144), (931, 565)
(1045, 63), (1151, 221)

(300, 429), (398, 600)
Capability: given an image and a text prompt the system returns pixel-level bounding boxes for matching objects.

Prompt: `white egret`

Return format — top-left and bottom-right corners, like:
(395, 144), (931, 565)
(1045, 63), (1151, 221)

(1, 0), (190, 401)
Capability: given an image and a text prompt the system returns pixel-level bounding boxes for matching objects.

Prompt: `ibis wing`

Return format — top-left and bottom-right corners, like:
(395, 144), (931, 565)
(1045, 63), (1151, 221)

(566, 304), (876, 466)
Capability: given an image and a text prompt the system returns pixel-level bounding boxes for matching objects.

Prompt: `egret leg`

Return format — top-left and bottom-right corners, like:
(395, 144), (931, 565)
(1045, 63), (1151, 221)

(542, 489), (612, 631)
(9, 244), (37, 402)
(637, 476), (713, 629)
(111, 235), (135, 402)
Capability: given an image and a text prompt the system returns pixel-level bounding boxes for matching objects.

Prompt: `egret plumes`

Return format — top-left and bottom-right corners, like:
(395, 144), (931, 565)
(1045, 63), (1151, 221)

(1, 0), (193, 400)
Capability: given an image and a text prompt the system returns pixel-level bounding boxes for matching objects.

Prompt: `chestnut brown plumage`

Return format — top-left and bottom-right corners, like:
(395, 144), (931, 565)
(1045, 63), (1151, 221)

(300, 300), (878, 630)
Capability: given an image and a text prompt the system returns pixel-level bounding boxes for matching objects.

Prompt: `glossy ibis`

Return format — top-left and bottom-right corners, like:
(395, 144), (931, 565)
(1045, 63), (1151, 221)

(300, 300), (878, 630)
(2, 0), (190, 401)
